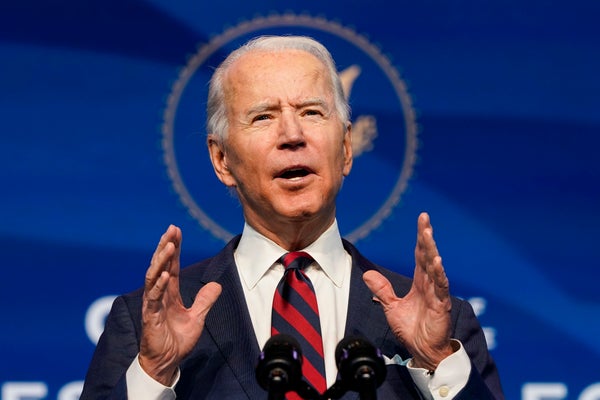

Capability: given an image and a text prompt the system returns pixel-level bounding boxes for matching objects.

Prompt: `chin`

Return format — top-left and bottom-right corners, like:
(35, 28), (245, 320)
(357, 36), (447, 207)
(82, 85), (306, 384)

(277, 207), (316, 221)
(272, 190), (335, 219)
(278, 203), (333, 223)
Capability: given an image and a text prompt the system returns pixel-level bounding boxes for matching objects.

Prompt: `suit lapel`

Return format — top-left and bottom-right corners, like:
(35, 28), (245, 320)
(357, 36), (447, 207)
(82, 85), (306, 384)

(341, 240), (422, 399)
(342, 240), (393, 352)
(186, 236), (264, 399)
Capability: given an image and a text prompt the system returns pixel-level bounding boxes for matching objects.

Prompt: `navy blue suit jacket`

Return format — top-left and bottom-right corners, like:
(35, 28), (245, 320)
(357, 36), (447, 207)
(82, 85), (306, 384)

(81, 236), (504, 399)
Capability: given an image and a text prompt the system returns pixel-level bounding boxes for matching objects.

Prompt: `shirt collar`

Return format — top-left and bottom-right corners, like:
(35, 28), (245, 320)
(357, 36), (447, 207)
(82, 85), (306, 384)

(235, 220), (347, 290)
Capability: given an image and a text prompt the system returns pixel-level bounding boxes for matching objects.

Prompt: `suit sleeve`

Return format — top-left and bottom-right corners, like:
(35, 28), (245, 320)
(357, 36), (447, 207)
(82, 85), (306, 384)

(80, 294), (143, 399)
(451, 297), (505, 400)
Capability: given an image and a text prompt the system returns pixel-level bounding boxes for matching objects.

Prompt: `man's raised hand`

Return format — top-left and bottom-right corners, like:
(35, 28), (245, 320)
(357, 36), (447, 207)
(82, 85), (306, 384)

(363, 212), (453, 371)
(139, 225), (222, 385)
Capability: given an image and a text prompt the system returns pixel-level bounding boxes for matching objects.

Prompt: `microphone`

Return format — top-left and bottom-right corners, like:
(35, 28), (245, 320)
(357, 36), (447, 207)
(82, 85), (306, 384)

(324, 336), (387, 400)
(256, 334), (303, 400)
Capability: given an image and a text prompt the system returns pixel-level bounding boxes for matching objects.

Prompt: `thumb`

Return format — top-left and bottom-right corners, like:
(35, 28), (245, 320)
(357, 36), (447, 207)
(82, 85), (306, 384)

(363, 270), (398, 306)
(191, 282), (222, 322)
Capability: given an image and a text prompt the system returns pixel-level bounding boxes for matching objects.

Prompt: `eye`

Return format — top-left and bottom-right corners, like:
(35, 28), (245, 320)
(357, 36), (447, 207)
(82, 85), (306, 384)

(252, 114), (271, 122)
(303, 109), (323, 117)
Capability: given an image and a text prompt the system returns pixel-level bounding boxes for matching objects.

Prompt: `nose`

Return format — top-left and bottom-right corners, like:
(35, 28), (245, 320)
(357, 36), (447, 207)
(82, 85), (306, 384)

(277, 111), (305, 149)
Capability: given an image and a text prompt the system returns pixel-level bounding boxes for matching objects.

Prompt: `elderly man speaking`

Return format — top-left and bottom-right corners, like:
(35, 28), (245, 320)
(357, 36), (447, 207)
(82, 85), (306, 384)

(81, 35), (504, 400)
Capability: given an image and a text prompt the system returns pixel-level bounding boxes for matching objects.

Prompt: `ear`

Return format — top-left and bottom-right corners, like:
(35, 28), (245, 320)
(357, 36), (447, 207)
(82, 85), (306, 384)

(342, 123), (353, 177)
(207, 134), (237, 187)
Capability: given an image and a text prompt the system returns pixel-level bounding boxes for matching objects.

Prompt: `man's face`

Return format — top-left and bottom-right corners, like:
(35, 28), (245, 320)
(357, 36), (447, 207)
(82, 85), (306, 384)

(209, 49), (353, 234)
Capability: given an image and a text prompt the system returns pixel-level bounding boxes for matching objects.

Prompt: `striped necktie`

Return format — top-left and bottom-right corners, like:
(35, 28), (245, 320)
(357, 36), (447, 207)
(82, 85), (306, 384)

(271, 251), (326, 398)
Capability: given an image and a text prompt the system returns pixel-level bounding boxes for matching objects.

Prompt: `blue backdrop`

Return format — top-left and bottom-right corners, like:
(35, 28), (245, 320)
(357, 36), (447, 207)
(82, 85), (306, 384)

(1, 1), (599, 399)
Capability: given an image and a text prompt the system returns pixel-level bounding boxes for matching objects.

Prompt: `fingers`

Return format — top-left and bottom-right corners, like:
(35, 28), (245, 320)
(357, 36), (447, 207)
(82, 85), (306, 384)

(363, 270), (398, 306)
(430, 255), (449, 299)
(415, 212), (449, 299)
(416, 212), (439, 265)
(415, 212), (439, 274)
(145, 225), (183, 307)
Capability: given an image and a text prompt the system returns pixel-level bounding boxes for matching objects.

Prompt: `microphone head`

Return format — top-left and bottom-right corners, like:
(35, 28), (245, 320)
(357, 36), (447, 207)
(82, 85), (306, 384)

(335, 336), (387, 391)
(256, 334), (303, 392)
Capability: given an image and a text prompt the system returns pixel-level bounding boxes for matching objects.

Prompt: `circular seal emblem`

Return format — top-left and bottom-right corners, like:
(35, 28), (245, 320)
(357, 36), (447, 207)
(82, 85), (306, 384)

(162, 13), (418, 243)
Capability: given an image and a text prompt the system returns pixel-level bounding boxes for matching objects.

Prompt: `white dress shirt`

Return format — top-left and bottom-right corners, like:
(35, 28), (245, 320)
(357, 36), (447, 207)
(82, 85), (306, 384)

(125, 220), (471, 399)
(235, 220), (352, 388)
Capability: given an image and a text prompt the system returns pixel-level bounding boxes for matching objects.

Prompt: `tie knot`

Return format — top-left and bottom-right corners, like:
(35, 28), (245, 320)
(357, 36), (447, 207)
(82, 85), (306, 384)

(280, 251), (314, 271)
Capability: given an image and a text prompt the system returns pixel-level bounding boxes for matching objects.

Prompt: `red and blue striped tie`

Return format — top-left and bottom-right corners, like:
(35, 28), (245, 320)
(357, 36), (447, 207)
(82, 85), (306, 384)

(271, 251), (326, 398)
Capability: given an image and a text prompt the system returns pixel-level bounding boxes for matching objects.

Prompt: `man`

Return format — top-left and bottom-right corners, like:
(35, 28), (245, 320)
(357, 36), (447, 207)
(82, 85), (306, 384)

(81, 35), (504, 399)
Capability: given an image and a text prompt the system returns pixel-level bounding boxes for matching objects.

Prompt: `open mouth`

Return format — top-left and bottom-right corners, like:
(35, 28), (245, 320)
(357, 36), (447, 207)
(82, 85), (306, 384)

(278, 167), (311, 180)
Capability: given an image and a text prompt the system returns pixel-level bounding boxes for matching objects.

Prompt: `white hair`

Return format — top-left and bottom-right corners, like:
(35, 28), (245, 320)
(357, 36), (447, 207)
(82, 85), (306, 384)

(206, 35), (351, 143)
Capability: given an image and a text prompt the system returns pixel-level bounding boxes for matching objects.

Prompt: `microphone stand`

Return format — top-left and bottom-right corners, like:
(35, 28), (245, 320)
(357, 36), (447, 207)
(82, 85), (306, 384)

(354, 365), (378, 400)
(295, 380), (325, 400)
(265, 368), (290, 400)
(265, 378), (323, 400)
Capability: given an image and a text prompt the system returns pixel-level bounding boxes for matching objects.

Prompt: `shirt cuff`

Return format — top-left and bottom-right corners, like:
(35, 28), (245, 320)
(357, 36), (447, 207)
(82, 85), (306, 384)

(125, 354), (179, 400)
(406, 339), (471, 400)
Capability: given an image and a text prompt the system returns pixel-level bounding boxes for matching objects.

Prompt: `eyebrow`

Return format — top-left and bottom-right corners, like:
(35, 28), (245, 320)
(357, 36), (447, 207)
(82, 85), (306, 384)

(245, 98), (330, 118)
(295, 98), (329, 110)
(246, 102), (279, 117)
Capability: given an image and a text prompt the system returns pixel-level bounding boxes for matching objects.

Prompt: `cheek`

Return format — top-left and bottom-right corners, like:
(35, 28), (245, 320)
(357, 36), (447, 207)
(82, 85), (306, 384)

(226, 149), (268, 190)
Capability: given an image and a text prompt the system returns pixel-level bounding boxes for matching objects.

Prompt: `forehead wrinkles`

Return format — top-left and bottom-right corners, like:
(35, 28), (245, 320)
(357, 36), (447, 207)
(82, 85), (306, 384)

(223, 50), (333, 108)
